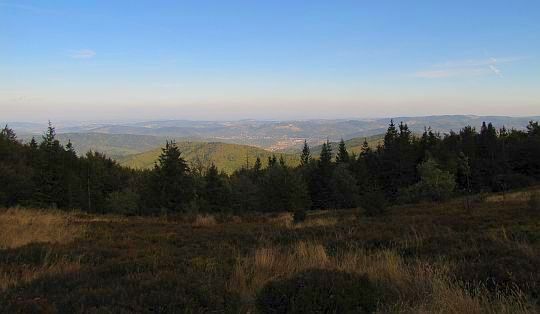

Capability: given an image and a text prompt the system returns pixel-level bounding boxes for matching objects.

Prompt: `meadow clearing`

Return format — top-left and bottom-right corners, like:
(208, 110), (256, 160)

(1, 188), (539, 313)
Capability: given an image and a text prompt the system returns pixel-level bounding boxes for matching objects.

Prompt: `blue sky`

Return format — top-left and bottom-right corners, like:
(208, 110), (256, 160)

(1, 0), (539, 121)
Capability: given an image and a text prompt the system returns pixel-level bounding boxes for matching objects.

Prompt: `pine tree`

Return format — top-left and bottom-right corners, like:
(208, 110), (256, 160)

(279, 155), (286, 167)
(360, 138), (371, 156)
(300, 140), (311, 166)
(34, 121), (65, 208)
(319, 140), (332, 167)
(150, 141), (194, 212)
(253, 156), (262, 172)
(383, 119), (398, 149)
(202, 163), (230, 212)
(268, 155), (277, 167)
(311, 140), (334, 209)
(336, 138), (349, 163)
(1, 125), (16, 142)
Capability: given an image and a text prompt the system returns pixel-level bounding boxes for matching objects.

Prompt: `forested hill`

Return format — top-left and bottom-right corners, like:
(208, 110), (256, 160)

(309, 134), (384, 156)
(1, 120), (539, 216)
(118, 141), (300, 174)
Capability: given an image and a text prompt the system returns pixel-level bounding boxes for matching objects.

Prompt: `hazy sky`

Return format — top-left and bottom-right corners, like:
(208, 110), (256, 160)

(1, 0), (539, 121)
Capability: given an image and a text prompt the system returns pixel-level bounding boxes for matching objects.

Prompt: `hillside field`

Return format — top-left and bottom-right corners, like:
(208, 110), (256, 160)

(118, 141), (300, 173)
(1, 188), (539, 313)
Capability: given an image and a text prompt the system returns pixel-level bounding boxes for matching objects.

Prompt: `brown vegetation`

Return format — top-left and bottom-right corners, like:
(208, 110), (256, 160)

(0, 208), (87, 249)
(0, 208), (86, 294)
(228, 241), (531, 313)
(0, 189), (539, 312)
(191, 214), (218, 228)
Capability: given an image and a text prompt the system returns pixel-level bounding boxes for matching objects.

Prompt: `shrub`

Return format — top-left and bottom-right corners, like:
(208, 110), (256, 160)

(492, 173), (535, 192)
(402, 158), (456, 203)
(105, 189), (140, 215)
(361, 190), (387, 216)
(293, 210), (306, 224)
(256, 269), (382, 313)
(528, 192), (540, 212)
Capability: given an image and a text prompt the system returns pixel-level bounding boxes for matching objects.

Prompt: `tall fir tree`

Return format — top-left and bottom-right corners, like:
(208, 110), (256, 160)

(300, 140), (311, 166)
(336, 138), (350, 163)
(149, 141), (194, 212)
(202, 163), (230, 212)
(319, 140), (332, 168)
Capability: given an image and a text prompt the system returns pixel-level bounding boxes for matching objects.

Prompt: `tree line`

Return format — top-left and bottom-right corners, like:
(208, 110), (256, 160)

(1, 120), (539, 215)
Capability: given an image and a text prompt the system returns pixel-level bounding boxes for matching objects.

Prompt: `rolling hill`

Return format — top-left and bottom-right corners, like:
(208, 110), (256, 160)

(9, 115), (539, 153)
(118, 141), (300, 174)
(308, 134), (385, 156)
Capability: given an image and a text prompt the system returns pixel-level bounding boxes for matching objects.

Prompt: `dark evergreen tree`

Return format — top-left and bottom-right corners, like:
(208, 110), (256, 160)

(268, 155), (277, 167)
(253, 156), (262, 173)
(148, 141), (194, 212)
(201, 163), (230, 212)
(300, 140), (311, 166)
(336, 138), (350, 163)
(310, 140), (334, 209)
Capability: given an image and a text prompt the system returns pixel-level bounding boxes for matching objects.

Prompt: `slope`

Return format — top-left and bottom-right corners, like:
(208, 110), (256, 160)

(119, 141), (300, 174)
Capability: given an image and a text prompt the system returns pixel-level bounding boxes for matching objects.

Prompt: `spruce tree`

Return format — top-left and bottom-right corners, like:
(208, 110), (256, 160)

(336, 138), (349, 163)
(253, 156), (262, 173)
(202, 163), (230, 212)
(268, 155), (277, 167)
(360, 138), (370, 156)
(383, 119), (398, 149)
(34, 121), (65, 208)
(151, 141), (194, 212)
(300, 140), (311, 166)
(319, 140), (332, 167)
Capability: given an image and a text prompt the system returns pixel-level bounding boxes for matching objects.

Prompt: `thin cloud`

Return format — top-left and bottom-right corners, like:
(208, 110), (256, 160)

(414, 56), (522, 79)
(489, 65), (503, 77)
(69, 49), (96, 59)
(414, 68), (491, 78)
(433, 56), (523, 68)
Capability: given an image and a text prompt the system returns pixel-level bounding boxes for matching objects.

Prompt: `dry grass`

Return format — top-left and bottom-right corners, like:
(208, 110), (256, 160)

(485, 187), (540, 203)
(228, 241), (533, 313)
(268, 212), (339, 229)
(0, 254), (81, 292)
(0, 208), (87, 249)
(0, 208), (86, 293)
(191, 214), (217, 228)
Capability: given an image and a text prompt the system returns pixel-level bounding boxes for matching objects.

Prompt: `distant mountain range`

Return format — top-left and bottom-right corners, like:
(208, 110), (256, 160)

(6, 115), (539, 173)
(8, 115), (538, 151)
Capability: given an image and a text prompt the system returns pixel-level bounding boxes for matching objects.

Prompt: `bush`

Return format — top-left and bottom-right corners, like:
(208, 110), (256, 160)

(528, 192), (540, 212)
(293, 209), (306, 224)
(492, 173), (535, 192)
(105, 189), (140, 215)
(256, 269), (382, 313)
(402, 158), (456, 203)
(361, 190), (387, 216)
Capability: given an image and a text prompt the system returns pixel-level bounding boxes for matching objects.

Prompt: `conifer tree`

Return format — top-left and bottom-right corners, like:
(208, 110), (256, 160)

(360, 139), (370, 156)
(319, 140), (332, 167)
(253, 156), (262, 173)
(383, 119), (398, 149)
(279, 155), (286, 167)
(202, 163), (230, 212)
(300, 140), (311, 166)
(150, 141), (194, 212)
(336, 138), (349, 163)
(268, 155), (277, 167)
(34, 121), (65, 208)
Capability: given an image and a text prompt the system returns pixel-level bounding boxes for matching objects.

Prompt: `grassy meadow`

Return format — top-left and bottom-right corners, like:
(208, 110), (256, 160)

(1, 188), (539, 313)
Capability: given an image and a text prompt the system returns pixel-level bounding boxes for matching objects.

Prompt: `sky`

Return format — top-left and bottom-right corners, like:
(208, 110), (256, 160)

(1, 0), (539, 121)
